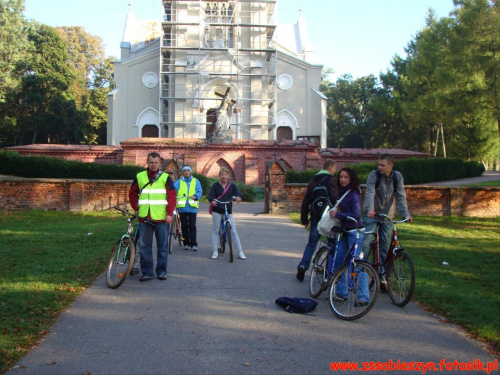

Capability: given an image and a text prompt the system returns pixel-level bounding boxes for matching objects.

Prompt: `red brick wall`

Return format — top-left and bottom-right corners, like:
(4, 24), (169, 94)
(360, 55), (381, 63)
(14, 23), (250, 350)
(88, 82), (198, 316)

(7, 141), (427, 187)
(0, 177), (130, 211)
(267, 171), (500, 218)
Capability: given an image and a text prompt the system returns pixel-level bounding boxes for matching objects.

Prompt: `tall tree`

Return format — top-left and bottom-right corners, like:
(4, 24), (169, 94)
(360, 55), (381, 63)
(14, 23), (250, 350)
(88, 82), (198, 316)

(0, 0), (32, 102)
(2, 23), (84, 145)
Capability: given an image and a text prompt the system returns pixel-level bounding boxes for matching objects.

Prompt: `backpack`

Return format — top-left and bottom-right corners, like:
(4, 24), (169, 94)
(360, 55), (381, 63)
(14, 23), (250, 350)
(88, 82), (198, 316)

(275, 297), (318, 314)
(375, 170), (398, 193)
(310, 175), (333, 220)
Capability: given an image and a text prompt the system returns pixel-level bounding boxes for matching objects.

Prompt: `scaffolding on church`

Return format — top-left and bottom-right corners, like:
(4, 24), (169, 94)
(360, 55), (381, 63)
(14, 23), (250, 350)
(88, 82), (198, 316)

(160, 0), (277, 140)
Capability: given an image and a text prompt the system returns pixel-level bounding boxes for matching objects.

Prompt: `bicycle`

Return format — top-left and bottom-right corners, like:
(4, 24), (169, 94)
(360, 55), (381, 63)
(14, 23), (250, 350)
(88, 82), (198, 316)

(366, 213), (415, 307)
(168, 208), (184, 254)
(214, 198), (235, 262)
(106, 206), (141, 288)
(309, 216), (380, 320)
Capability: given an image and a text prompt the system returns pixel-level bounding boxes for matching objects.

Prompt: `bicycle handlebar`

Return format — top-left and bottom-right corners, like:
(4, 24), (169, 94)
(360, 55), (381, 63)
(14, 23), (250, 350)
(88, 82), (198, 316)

(374, 213), (410, 224)
(114, 206), (136, 218)
(213, 197), (237, 204)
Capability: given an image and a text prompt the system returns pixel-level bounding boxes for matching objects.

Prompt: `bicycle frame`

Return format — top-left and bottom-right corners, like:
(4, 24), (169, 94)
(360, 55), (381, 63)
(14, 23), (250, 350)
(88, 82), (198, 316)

(214, 199), (232, 243)
(370, 215), (409, 274)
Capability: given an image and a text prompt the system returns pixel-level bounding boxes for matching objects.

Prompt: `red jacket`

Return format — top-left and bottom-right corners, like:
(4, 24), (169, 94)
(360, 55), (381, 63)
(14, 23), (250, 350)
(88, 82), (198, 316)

(129, 169), (176, 222)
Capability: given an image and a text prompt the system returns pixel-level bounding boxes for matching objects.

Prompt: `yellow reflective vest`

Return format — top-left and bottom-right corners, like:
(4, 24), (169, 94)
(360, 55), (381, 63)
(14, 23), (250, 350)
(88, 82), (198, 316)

(177, 178), (200, 208)
(137, 171), (169, 220)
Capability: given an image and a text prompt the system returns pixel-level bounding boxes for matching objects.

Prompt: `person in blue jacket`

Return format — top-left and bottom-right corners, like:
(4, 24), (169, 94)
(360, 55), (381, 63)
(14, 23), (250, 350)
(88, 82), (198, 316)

(329, 167), (370, 306)
(174, 166), (203, 251)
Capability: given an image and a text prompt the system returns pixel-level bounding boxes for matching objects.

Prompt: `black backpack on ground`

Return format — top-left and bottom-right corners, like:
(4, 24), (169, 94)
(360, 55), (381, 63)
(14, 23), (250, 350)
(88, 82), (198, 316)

(310, 175), (333, 220)
(275, 297), (318, 314)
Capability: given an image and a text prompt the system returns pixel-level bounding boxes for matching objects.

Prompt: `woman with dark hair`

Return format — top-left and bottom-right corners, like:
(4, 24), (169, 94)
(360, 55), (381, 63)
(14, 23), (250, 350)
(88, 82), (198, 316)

(329, 167), (369, 306)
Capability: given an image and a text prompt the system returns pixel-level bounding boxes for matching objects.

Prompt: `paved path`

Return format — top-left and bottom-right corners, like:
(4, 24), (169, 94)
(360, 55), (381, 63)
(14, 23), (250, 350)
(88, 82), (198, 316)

(424, 170), (500, 186)
(8, 201), (497, 375)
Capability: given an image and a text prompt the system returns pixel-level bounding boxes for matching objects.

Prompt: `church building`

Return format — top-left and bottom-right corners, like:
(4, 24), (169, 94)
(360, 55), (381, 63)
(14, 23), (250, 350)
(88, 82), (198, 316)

(107, 1), (327, 147)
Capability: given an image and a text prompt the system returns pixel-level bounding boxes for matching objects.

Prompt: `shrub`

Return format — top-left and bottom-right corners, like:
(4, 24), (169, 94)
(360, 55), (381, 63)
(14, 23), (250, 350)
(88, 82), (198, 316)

(285, 157), (486, 184)
(0, 151), (143, 180)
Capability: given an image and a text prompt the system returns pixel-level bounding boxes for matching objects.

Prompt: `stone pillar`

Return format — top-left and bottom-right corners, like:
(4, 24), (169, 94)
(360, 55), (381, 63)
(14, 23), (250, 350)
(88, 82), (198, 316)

(266, 161), (287, 215)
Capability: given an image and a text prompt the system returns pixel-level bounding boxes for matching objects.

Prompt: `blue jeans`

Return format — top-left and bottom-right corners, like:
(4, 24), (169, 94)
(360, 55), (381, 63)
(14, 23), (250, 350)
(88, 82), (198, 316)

(299, 219), (334, 270)
(334, 230), (369, 302)
(138, 221), (168, 276)
(363, 216), (392, 271)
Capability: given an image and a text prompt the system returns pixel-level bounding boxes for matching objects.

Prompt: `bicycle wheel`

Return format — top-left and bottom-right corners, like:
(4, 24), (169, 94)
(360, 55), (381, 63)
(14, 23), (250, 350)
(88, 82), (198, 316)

(225, 223), (233, 262)
(106, 238), (135, 289)
(309, 246), (329, 298)
(328, 262), (379, 321)
(387, 250), (415, 307)
(168, 215), (175, 254)
(176, 217), (183, 246)
(218, 222), (225, 254)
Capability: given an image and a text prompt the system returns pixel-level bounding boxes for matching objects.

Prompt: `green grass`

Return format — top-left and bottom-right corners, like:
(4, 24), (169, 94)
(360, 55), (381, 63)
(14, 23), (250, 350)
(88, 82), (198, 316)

(464, 180), (500, 187)
(0, 210), (124, 373)
(289, 212), (500, 353)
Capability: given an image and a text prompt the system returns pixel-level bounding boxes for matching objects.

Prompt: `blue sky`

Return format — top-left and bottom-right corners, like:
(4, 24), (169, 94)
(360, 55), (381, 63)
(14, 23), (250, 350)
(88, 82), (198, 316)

(23, 0), (456, 80)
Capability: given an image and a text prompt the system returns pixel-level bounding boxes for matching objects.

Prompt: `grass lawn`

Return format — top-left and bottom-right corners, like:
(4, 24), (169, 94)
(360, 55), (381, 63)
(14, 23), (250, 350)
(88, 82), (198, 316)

(289, 212), (500, 354)
(464, 180), (500, 187)
(0, 210), (125, 373)
(1, 210), (499, 373)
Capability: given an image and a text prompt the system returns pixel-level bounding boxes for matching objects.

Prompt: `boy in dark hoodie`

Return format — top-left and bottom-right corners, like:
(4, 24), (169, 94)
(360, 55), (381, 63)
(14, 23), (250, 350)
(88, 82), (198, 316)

(296, 159), (338, 281)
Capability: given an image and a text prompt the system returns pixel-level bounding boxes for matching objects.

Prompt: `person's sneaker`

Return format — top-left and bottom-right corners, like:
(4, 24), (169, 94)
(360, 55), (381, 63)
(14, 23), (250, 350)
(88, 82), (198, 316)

(296, 265), (306, 282)
(354, 300), (369, 307)
(157, 273), (167, 281)
(211, 251), (218, 259)
(238, 252), (246, 260)
(184, 245), (190, 251)
(332, 296), (348, 302)
(192, 246), (198, 251)
(130, 268), (140, 275)
(139, 275), (154, 282)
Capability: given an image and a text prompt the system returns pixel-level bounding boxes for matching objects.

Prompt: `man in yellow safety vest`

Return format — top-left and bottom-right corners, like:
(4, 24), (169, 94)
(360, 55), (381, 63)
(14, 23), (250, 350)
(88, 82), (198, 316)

(129, 152), (177, 281)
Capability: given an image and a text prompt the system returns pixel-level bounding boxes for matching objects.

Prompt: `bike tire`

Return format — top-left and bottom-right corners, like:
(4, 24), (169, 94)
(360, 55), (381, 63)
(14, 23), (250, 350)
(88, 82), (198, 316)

(218, 223), (225, 254)
(106, 238), (135, 289)
(387, 249), (415, 307)
(177, 216), (184, 246)
(168, 215), (175, 254)
(309, 246), (329, 298)
(328, 262), (379, 321)
(226, 223), (233, 262)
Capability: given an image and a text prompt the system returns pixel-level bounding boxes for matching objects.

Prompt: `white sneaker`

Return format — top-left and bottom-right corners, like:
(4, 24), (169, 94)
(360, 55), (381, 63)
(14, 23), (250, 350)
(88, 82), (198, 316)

(211, 251), (218, 259)
(238, 252), (247, 260)
(192, 246), (198, 251)
(184, 245), (190, 251)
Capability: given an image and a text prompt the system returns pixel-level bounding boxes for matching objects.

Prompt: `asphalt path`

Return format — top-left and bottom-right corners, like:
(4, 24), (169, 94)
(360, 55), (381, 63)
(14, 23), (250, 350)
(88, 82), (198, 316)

(7, 199), (498, 375)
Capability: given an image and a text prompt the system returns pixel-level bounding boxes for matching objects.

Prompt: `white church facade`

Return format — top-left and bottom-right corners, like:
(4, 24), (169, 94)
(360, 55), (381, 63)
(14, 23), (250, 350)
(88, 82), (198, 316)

(107, 1), (327, 148)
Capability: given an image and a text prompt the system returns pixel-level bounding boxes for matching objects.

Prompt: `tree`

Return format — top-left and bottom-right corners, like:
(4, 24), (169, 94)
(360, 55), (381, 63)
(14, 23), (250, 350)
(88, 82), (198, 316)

(2, 23), (85, 145)
(0, 0), (32, 102)
(56, 26), (115, 144)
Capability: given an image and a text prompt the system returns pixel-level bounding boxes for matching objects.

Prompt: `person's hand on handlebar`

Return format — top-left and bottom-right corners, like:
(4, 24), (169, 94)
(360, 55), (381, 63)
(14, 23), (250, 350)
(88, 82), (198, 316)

(367, 210), (376, 218)
(235, 196), (241, 203)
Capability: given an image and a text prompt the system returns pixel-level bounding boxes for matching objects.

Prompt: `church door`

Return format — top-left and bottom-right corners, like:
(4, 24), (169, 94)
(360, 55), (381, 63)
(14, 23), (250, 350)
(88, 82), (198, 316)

(206, 109), (217, 136)
(142, 125), (159, 138)
(277, 126), (293, 140)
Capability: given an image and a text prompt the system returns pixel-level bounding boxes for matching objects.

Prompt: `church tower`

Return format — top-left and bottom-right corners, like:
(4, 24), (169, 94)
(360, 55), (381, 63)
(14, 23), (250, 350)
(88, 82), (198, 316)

(160, 1), (277, 140)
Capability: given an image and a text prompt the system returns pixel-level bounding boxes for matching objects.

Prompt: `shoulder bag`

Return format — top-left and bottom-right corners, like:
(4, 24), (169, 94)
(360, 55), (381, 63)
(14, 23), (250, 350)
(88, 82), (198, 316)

(317, 189), (351, 236)
(209, 182), (231, 215)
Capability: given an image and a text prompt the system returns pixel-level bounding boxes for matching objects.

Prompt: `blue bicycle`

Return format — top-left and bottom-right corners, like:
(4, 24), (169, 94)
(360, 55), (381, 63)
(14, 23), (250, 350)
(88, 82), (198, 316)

(309, 216), (380, 320)
(214, 198), (235, 262)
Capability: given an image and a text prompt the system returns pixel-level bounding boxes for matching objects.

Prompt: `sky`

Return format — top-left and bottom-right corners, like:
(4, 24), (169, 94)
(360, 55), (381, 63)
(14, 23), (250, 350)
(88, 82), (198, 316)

(23, 0), (457, 80)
